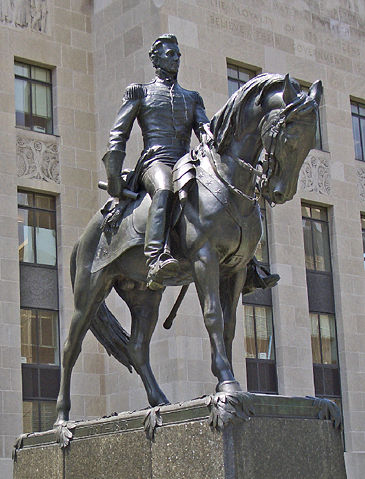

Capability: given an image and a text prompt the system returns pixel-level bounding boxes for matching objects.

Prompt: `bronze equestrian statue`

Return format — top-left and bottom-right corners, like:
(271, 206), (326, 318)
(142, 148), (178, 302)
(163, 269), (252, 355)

(54, 35), (322, 428)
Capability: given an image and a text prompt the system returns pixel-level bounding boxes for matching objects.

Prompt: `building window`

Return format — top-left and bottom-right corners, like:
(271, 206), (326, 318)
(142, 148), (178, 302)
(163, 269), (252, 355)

(21, 308), (60, 433)
(17, 190), (57, 266)
(227, 63), (256, 97)
(310, 313), (341, 400)
(302, 203), (341, 405)
(18, 191), (60, 432)
(351, 101), (365, 162)
(14, 61), (53, 134)
(362, 215), (365, 269)
(243, 305), (277, 394)
(302, 204), (331, 272)
(21, 309), (59, 366)
(23, 401), (57, 433)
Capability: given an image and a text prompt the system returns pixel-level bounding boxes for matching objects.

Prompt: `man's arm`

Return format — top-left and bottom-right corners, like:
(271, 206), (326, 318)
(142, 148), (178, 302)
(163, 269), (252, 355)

(192, 92), (210, 141)
(102, 84), (144, 197)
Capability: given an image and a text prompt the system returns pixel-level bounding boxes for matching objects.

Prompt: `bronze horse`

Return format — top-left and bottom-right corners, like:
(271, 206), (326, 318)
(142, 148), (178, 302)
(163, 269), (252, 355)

(55, 73), (322, 426)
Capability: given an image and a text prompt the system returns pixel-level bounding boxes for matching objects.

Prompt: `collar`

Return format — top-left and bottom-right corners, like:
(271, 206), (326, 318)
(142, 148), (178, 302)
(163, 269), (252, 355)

(154, 69), (178, 86)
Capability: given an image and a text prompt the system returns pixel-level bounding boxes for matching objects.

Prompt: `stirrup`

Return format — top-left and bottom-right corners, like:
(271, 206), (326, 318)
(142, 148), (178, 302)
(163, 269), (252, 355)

(147, 253), (179, 290)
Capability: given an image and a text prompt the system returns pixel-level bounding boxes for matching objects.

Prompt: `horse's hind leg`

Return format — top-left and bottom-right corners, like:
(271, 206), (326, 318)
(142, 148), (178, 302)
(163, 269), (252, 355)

(116, 284), (169, 407)
(55, 270), (111, 425)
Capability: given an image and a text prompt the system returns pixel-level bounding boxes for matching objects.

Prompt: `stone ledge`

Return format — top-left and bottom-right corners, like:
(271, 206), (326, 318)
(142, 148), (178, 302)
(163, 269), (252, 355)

(13, 394), (347, 479)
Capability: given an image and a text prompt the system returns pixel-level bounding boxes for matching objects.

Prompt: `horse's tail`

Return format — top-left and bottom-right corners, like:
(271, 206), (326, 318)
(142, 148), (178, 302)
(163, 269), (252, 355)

(70, 240), (134, 373)
(90, 303), (133, 373)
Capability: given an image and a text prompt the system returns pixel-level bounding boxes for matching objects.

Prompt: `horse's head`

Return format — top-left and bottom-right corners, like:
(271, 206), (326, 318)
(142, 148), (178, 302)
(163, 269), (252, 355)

(259, 75), (322, 205)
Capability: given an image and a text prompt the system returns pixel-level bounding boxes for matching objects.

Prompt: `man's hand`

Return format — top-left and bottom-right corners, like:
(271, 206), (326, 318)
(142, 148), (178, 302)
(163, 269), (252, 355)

(107, 175), (128, 198)
(102, 150), (127, 198)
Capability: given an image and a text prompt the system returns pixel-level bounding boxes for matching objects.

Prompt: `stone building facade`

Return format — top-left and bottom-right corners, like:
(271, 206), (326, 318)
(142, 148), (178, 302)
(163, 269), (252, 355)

(0, 0), (365, 477)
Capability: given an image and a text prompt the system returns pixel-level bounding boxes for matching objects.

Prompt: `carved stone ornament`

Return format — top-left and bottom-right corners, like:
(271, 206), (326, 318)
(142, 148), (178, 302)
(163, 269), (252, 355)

(299, 154), (330, 195)
(16, 135), (60, 184)
(357, 167), (365, 202)
(0, 0), (48, 33)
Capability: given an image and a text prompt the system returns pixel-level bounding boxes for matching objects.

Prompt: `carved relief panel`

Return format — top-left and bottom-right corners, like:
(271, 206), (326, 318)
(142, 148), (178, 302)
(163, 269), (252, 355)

(16, 134), (60, 183)
(0, 0), (48, 33)
(299, 153), (330, 195)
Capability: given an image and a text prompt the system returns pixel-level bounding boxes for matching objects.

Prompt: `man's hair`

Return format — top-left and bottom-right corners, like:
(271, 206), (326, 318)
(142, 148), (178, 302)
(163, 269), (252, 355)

(149, 34), (179, 63)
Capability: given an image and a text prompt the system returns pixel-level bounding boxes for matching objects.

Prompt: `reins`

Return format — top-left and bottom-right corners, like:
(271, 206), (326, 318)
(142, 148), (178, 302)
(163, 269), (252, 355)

(203, 92), (315, 208)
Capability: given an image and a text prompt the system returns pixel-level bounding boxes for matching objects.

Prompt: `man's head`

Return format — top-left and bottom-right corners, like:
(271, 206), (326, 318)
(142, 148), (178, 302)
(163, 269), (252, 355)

(149, 34), (181, 76)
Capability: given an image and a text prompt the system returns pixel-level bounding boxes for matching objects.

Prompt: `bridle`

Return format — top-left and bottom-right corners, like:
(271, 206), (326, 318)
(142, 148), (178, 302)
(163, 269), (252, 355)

(203, 92), (315, 207)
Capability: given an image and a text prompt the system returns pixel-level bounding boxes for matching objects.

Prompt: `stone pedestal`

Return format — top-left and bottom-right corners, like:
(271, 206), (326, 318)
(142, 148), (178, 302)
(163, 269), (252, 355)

(13, 395), (346, 479)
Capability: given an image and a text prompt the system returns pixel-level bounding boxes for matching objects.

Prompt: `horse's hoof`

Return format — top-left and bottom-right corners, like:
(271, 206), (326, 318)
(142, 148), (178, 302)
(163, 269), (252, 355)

(149, 391), (170, 407)
(54, 421), (77, 449)
(216, 380), (242, 394)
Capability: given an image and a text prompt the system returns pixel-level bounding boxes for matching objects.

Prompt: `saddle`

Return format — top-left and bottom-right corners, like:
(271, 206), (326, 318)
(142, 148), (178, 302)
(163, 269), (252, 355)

(91, 151), (198, 274)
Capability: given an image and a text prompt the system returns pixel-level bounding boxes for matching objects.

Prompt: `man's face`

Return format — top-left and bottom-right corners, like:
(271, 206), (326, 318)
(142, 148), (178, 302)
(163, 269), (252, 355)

(154, 42), (181, 75)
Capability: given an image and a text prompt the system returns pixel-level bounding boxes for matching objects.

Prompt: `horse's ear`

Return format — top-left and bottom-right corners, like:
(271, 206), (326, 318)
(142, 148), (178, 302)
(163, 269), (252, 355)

(308, 80), (323, 106)
(283, 74), (297, 105)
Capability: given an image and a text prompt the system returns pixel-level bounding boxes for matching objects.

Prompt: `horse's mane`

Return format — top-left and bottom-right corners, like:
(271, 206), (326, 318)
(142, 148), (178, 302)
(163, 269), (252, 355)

(210, 73), (301, 154)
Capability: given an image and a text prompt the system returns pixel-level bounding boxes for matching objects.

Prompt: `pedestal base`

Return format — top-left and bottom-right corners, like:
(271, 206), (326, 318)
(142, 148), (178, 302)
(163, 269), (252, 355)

(13, 394), (346, 479)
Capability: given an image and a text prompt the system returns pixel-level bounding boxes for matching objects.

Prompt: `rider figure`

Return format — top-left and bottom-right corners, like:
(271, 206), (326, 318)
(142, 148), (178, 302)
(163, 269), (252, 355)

(103, 34), (279, 292)
(102, 34), (208, 289)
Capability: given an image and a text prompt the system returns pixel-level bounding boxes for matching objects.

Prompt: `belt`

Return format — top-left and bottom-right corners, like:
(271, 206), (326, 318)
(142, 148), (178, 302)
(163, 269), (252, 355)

(144, 137), (189, 150)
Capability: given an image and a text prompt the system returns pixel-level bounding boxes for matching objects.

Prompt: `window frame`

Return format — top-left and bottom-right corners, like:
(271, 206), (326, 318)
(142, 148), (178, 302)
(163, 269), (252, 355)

(351, 100), (365, 162)
(14, 61), (54, 135)
(302, 203), (332, 274)
(18, 190), (58, 268)
(227, 62), (257, 97)
(22, 399), (57, 433)
(20, 307), (60, 367)
(243, 303), (278, 395)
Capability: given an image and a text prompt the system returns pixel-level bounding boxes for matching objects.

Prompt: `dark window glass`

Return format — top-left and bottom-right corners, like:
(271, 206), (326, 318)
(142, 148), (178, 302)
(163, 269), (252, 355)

(227, 63), (256, 97)
(351, 101), (365, 162)
(18, 191), (57, 266)
(14, 61), (53, 134)
(302, 204), (331, 272)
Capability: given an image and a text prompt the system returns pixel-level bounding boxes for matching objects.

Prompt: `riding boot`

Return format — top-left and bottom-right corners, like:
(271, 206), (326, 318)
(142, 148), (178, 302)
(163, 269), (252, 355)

(145, 189), (179, 290)
(242, 257), (280, 296)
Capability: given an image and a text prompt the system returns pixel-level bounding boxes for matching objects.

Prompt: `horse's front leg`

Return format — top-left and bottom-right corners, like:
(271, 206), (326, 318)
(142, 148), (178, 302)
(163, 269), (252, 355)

(219, 268), (246, 370)
(192, 245), (241, 392)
